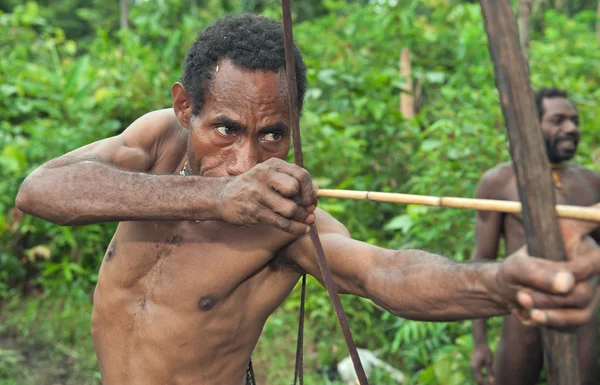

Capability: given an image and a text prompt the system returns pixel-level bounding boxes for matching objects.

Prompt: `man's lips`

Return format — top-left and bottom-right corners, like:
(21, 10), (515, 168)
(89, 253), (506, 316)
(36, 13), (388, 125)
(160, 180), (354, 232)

(556, 138), (577, 152)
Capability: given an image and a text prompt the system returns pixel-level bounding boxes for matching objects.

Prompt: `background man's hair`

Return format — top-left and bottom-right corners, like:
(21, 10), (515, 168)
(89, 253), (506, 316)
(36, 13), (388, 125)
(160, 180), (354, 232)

(534, 87), (569, 120)
(181, 14), (307, 115)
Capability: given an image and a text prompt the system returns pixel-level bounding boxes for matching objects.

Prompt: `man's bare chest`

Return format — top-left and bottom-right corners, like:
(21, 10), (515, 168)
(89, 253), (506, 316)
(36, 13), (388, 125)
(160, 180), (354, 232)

(503, 171), (599, 207)
(98, 220), (300, 310)
(502, 169), (599, 248)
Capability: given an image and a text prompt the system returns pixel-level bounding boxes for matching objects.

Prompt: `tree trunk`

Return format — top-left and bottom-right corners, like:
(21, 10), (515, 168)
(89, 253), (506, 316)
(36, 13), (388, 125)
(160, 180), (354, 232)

(518, 0), (533, 59)
(120, 0), (129, 30)
(597, 0), (600, 42)
(399, 48), (414, 119)
(555, 0), (571, 14)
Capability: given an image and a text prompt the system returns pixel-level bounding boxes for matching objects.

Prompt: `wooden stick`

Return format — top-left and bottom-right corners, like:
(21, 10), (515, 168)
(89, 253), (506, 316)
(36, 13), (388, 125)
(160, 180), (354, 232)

(480, 0), (578, 383)
(317, 189), (600, 222)
(399, 47), (414, 118)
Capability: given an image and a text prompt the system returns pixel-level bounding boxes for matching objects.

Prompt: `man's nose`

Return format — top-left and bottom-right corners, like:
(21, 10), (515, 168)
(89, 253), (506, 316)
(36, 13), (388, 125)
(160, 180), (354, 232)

(226, 143), (259, 176)
(562, 119), (579, 136)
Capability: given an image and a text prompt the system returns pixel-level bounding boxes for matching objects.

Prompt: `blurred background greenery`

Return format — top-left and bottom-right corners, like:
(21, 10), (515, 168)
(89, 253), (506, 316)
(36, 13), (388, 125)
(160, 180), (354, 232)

(1, 0), (599, 384)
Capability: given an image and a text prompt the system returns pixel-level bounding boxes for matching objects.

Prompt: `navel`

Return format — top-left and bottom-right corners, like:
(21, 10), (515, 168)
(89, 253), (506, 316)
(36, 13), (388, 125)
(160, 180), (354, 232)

(105, 240), (118, 261)
(197, 294), (217, 311)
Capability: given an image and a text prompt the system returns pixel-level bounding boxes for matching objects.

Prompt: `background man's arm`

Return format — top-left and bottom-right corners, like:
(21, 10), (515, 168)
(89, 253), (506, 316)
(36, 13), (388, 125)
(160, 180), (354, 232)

(15, 109), (225, 225)
(469, 168), (505, 384)
(586, 169), (600, 243)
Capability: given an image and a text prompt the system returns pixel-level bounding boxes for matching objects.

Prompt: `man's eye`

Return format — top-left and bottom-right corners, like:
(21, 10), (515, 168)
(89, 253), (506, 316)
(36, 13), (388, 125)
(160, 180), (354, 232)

(216, 126), (235, 136)
(263, 132), (282, 142)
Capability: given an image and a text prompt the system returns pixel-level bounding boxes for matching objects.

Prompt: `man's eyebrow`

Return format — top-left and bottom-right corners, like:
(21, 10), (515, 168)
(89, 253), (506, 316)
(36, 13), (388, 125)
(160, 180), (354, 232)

(261, 121), (288, 132)
(548, 112), (578, 119)
(212, 115), (246, 131)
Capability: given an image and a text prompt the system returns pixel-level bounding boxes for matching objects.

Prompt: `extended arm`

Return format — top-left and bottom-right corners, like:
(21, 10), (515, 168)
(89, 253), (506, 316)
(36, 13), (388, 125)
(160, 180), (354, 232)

(284, 210), (507, 321)
(283, 207), (600, 326)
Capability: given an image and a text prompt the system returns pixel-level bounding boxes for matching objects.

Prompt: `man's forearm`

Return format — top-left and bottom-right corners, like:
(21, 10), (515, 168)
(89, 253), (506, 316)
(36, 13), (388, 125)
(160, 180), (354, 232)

(365, 250), (509, 322)
(472, 319), (488, 344)
(16, 160), (225, 225)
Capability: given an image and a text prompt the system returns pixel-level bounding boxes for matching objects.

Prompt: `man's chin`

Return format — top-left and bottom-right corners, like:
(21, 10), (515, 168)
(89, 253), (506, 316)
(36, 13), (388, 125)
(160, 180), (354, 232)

(555, 151), (576, 163)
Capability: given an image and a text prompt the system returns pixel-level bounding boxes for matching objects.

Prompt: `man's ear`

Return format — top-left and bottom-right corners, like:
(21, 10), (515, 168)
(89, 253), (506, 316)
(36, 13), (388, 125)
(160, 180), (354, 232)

(172, 82), (193, 129)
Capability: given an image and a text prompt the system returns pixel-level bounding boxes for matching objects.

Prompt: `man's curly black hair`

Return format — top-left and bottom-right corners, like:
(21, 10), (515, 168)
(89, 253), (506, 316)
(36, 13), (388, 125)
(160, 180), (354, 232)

(534, 87), (569, 120)
(181, 14), (307, 115)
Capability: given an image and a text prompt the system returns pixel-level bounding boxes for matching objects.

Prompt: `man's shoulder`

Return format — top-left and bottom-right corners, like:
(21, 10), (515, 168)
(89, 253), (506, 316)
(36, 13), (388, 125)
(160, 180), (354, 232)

(481, 162), (514, 181)
(476, 162), (514, 199)
(128, 108), (186, 148)
(568, 163), (599, 177)
(133, 108), (181, 134)
(569, 163), (600, 191)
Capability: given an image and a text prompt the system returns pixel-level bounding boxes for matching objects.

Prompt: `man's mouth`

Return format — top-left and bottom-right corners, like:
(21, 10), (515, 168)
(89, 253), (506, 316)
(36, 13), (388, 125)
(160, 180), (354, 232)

(555, 138), (577, 152)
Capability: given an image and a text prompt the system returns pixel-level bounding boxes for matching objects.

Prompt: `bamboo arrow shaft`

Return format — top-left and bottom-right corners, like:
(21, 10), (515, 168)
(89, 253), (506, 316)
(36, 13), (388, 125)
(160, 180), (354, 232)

(317, 189), (600, 222)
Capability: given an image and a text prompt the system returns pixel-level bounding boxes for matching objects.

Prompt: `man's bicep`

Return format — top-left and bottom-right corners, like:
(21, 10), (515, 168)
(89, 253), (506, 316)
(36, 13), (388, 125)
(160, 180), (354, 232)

(283, 210), (379, 296)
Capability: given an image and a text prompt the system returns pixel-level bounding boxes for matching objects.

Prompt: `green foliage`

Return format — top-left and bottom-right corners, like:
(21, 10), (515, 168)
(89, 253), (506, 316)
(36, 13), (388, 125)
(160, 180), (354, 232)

(1, 1), (599, 384)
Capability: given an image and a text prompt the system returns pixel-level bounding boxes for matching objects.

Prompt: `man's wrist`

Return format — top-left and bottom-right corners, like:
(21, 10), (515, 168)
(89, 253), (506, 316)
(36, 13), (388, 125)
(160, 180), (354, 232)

(473, 261), (511, 315)
(183, 175), (229, 221)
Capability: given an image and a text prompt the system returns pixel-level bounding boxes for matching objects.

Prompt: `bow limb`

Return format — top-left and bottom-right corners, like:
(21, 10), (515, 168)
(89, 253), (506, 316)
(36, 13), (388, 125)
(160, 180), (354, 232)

(479, 1), (580, 384)
(279, 1), (369, 384)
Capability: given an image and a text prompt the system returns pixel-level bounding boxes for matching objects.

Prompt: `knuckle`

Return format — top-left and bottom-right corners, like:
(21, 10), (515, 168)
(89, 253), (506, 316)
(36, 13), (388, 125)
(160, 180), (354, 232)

(281, 203), (297, 218)
(290, 178), (300, 193)
(276, 216), (291, 230)
(247, 182), (261, 197)
(300, 170), (311, 184)
(572, 284), (593, 307)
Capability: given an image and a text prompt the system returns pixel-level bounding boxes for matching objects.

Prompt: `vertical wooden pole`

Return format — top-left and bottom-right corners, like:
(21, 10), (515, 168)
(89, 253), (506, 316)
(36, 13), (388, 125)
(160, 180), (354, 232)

(518, 0), (533, 60)
(596, 0), (600, 42)
(400, 48), (414, 119)
(120, 0), (129, 30)
(478, 1), (580, 385)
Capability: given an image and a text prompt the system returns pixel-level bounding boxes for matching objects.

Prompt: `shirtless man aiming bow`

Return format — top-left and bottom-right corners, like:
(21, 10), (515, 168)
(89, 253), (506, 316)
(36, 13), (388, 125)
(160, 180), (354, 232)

(16, 15), (600, 385)
(470, 88), (600, 385)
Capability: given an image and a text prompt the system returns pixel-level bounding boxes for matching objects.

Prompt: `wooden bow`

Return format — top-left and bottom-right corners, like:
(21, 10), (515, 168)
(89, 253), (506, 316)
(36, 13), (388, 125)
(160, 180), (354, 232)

(280, 1), (369, 384)
(479, 1), (580, 384)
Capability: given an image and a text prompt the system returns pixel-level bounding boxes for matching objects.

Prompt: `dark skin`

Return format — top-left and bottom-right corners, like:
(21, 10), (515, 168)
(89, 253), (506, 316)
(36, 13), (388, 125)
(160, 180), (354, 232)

(16, 62), (600, 385)
(470, 97), (600, 385)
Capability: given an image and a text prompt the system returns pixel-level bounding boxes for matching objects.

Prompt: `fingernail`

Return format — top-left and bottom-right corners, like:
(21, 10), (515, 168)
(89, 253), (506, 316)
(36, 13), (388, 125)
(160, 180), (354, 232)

(552, 271), (574, 293)
(307, 205), (316, 212)
(530, 309), (547, 324)
(305, 226), (311, 234)
(517, 291), (533, 308)
(306, 214), (315, 224)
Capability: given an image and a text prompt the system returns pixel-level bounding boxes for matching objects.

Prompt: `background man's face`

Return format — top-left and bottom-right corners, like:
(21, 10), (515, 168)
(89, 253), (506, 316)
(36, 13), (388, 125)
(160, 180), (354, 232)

(187, 60), (291, 176)
(540, 97), (580, 163)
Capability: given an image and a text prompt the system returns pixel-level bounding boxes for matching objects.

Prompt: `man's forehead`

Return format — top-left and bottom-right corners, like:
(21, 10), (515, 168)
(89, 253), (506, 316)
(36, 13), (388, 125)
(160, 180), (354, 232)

(209, 60), (288, 98)
(543, 97), (577, 116)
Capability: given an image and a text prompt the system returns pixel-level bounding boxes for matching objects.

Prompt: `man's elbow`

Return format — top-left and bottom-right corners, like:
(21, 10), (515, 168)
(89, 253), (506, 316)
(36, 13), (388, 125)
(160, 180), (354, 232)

(15, 176), (37, 215)
(15, 172), (69, 225)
